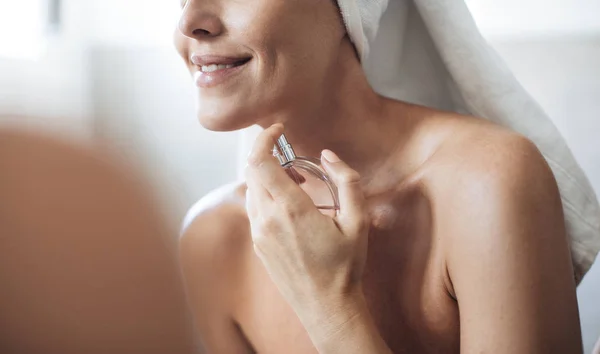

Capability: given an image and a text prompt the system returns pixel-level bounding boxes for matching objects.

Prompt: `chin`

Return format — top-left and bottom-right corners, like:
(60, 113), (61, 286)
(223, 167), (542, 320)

(195, 91), (263, 131)
(196, 108), (255, 132)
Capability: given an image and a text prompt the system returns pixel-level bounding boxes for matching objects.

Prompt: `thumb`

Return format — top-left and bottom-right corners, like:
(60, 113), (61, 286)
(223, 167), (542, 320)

(321, 150), (366, 232)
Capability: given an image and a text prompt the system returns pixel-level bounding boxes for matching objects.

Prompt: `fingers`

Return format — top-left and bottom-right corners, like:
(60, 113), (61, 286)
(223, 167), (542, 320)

(321, 149), (367, 233)
(247, 124), (306, 206)
(245, 165), (271, 220)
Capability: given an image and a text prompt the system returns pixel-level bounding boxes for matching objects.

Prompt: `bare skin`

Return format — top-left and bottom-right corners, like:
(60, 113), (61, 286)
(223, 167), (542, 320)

(175, 0), (582, 352)
(0, 128), (197, 354)
(182, 109), (581, 354)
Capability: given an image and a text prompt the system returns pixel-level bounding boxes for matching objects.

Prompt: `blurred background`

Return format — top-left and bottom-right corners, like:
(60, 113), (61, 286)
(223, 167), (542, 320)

(0, 0), (598, 352)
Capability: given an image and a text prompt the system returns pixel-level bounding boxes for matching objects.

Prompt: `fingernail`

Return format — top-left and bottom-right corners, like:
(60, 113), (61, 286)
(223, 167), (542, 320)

(322, 149), (341, 163)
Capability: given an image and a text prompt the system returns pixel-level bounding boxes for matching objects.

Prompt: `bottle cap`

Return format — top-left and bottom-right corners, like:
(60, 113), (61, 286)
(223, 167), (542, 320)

(272, 145), (287, 165)
(277, 134), (296, 162)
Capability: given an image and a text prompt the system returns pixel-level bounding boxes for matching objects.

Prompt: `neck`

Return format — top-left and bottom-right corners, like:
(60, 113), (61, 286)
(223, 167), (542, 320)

(257, 47), (413, 182)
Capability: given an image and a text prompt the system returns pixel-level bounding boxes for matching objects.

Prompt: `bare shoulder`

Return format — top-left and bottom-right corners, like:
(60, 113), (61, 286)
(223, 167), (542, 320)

(415, 110), (566, 256)
(180, 181), (250, 277)
(420, 112), (559, 206)
(418, 111), (571, 285)
(181, 181), (248, 234)
(178, 182), (256, 352)
(179, 181), (251, 308)
(414, 113), (581, 353)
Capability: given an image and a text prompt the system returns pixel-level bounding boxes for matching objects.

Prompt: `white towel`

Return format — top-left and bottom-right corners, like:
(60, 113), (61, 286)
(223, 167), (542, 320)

(335, 0), (600, 283)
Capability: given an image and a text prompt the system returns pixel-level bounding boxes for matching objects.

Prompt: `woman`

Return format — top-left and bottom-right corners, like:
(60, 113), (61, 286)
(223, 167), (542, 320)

(177, 0), (586, 353)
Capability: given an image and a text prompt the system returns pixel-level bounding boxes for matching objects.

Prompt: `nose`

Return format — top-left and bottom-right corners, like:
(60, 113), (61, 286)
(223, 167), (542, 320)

(178, 2), (224, 39)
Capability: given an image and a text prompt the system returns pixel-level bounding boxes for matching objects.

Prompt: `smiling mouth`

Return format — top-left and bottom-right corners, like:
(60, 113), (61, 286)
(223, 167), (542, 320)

(199, 58), (252, 73)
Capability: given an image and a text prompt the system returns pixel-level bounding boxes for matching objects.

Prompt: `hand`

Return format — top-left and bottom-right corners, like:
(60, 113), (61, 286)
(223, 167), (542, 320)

(246, 124), (393, 354)
(245, 124), (370, 311)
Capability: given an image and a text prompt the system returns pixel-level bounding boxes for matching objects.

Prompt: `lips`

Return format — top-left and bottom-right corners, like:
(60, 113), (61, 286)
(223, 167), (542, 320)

(192, 54), (251, 68)
(191, 54), (252, 88)
(198, 57), (251, 73)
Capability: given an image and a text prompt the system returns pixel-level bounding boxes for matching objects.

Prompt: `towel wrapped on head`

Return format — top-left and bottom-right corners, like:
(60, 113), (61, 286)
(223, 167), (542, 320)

(336, 0), (388, 62)
(336, 0), (600, 283)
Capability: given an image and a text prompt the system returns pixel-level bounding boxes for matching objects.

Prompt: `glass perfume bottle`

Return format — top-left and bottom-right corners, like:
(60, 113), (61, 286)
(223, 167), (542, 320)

(273, 134), (339, 214)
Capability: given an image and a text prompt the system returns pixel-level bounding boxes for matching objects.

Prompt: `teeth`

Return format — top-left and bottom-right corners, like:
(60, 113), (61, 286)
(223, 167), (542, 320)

(201, 64), (218, 73)
(201, 63), (236, 73)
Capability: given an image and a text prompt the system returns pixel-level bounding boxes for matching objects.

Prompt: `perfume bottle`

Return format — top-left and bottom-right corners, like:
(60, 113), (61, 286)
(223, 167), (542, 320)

(273, 134), (340, 213)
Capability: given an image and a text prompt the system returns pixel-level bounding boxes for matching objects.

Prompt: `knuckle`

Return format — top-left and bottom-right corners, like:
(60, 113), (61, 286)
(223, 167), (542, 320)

(260, 213), (278, 232)
(339, 169), (361, 184)
(250, 214), (274, 236)
(250, 222), (267, 244)
(251, 230), (267, 245)
(247, 153), (264, 168)
(252, 220), (276, 245)
(280, 198), (306, 219)
(283, 205), (302, 220)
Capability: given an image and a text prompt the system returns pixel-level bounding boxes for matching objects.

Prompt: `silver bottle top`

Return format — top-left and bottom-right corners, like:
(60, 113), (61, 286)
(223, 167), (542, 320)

(272, 146), (287, 164)
(273, 134), (296, 164)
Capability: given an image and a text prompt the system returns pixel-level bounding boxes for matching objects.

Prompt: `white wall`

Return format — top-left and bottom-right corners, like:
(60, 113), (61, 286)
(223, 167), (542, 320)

(0, 0), (93, 139)
(465, 0), (600, 38)
(0, 0), (179, 138)
(85, 0), (179, 47)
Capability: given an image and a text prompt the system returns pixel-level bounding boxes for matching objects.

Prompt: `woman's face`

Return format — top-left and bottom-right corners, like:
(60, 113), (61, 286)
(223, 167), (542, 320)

(174, 0), (348, 131)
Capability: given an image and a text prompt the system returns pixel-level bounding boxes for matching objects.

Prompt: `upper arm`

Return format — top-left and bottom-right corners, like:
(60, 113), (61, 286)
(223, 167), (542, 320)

(441, 135), (582, 354)
(180, 191), (254, 354)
